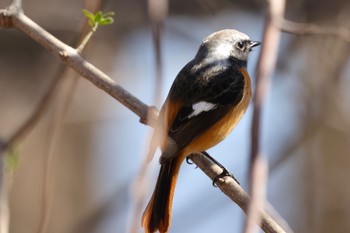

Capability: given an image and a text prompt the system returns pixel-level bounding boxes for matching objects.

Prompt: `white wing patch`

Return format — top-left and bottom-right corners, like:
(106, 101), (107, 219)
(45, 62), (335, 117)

(188, 101), (217, 118)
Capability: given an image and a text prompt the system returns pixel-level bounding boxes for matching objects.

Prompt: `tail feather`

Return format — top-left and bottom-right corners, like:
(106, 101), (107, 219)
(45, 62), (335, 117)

(142, 156), (182, 233)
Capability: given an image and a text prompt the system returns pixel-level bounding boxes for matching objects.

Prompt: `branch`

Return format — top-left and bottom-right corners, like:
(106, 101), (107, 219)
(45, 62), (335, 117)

(247, 0), (286, 232)
(189, 153), (285, 233)
(0, 8), (156, 126)
(0, 146), (9, 233)
(279, 19), (350, 43)
(129, 1), (168, 233)
(0, 6), (287, 233)
(251, 0), (285, 167)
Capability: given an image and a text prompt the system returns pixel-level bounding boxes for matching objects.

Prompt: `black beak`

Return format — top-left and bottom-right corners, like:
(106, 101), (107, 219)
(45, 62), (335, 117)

(249, 41), (261, 48)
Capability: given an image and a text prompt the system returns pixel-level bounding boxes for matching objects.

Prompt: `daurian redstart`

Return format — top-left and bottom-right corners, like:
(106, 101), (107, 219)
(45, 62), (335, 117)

(142, 29), (261, 233)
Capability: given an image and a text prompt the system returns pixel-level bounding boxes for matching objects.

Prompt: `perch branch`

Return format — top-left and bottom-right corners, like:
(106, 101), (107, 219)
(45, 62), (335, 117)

(189, 153), (285, 233)
(0, 8), (155, 126)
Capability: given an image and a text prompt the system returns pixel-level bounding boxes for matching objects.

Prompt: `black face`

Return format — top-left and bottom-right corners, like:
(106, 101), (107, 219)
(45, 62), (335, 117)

(235, 40), (248, 51)
(235, 40), (261, 52)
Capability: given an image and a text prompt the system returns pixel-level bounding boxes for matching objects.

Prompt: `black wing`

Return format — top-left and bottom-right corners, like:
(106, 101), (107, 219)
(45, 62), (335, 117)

(160, 66), (245, 163)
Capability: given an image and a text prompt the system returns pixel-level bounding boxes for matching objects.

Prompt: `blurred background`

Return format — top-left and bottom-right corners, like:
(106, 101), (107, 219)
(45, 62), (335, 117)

(0, 0), (350, 233)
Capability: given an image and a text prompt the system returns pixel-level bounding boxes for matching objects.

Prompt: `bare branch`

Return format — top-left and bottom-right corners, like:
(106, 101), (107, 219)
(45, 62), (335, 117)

(0, 9), (155, 125)
(129, 1), (168, 233)
(0, 147), (9, 233)
(247, 0), (286, 232)
(250, 0), (285, 167)
(279, 19), (350, 43)
(0, 3), (22, 232)
(244, 155), (269, 233)
(148, 0), (168, 104)
(189, 153), (285, 233)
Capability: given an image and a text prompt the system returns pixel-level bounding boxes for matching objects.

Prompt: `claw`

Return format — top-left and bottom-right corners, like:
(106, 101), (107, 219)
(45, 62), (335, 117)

(200, 151), (240, 186)
(186, 156), (198, 168)
(212, 168), (239, 187)
(185, 157), (193, 165)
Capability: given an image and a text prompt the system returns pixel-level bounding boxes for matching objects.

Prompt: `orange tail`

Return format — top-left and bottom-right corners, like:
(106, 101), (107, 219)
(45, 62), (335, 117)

(142, 156), (183, 233)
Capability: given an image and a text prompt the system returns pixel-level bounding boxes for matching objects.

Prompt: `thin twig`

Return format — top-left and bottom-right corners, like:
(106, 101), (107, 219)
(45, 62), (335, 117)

(76, 25), (97, 54)
(0, 147), (9, 233)
(279, 19), (350, 43)
(130, 0), (168, 233)
(36, 74), (80, 233)
(35, 2), (104, 232)
(250, 0), (285, 170)
(147, 0), (168, 104)
(246, 0), (286, 232)
(129, 1), (168, 232)
(244, 156), (269, 233)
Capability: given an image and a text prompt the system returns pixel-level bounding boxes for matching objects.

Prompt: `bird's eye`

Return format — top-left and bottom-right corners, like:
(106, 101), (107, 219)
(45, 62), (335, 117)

(236, 41), (245, 50)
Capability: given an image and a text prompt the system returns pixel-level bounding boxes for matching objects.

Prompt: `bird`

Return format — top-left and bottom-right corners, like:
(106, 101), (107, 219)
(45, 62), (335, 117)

(141, 29), (261, 233)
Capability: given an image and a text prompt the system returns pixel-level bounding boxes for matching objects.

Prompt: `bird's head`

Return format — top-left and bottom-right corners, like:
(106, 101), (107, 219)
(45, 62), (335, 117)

(196, 29), (261, 67)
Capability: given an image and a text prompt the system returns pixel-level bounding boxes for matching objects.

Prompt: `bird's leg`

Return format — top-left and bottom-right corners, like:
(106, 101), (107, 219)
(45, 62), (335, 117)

(200, 151), (240, 186)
